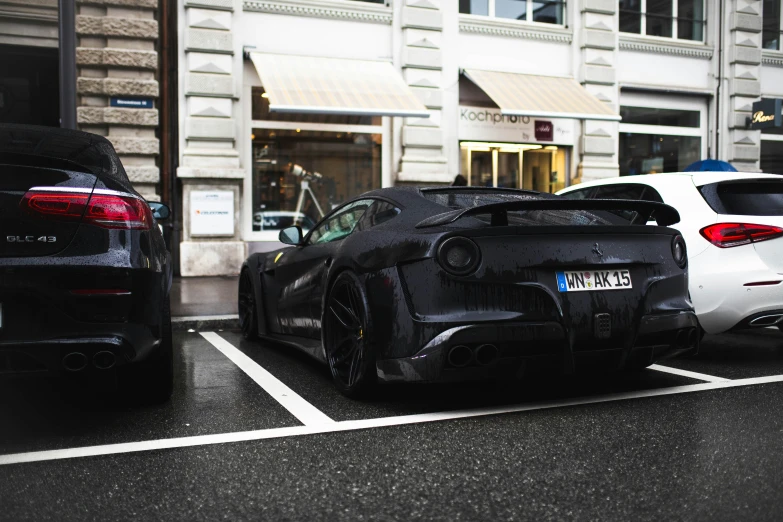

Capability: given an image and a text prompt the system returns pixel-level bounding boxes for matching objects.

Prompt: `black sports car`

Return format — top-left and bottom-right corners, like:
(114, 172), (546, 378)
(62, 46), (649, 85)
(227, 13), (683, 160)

(239, 186), (699, 397)
(0, 124), (173, 401)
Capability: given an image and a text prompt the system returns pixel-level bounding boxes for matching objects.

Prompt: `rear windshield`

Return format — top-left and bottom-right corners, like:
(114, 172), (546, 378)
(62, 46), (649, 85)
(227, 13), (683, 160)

(422, 189), (621, 226)
(699, 180), (783, 216)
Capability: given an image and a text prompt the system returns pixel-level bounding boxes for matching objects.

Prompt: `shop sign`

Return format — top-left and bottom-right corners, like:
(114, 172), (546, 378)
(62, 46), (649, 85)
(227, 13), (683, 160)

(190, 191), (234, 236)
(750, 98), (781, 130)
(110, 97), (153, 109)
(458, 106), (575, 145)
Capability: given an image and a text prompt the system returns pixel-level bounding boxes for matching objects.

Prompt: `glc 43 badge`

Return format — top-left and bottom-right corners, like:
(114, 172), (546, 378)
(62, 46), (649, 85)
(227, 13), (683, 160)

(7, 236), (56, 243)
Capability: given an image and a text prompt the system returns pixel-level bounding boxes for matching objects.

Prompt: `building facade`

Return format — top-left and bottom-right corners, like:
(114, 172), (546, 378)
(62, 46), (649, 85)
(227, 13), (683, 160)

(0, 0), (165, 201)
(35, 0), (771, 277)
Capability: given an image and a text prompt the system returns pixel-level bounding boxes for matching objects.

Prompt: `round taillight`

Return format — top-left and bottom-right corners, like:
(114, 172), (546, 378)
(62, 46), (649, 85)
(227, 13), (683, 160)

(672, 235), (687, 269)
(437, 237), (481, 276)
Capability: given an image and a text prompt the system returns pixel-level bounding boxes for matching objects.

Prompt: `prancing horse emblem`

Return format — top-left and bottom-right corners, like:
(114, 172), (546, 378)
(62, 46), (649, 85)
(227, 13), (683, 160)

(592, 243), (604, 257)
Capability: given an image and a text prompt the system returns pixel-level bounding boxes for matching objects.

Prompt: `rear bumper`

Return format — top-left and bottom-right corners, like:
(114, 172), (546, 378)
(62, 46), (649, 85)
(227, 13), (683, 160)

(0, 265), (166, 374)
(375, 311), (699, 383)
(690, 246), (783, 333)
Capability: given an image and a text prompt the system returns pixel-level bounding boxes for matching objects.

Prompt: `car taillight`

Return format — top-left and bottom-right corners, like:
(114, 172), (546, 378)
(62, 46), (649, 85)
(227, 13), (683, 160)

(21, 190), (152, 230)
(699, 223), (783, 248)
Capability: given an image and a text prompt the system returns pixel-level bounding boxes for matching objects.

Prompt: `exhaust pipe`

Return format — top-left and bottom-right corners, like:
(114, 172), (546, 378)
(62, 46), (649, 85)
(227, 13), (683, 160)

(674, 330), (688, 349)
(93, 351), (116, 370)
(687, 328), (699, 348)
(749, 314), (783, 327)
(63, 352), (88, 372)
(475, 344), (499, 366)
(447, 345), (472, 368)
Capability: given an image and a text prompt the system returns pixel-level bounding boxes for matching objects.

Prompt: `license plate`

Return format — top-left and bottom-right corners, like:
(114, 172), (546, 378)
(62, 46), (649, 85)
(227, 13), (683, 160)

(556, 270), (632, 292)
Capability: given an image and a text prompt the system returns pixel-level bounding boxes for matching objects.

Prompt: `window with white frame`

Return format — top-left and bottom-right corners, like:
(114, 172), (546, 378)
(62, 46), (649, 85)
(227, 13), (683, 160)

(459, 0), (566, 25)
(619, 0), (705, 41)
(618, 94), (708, 175)
(763, 0), (782, 50)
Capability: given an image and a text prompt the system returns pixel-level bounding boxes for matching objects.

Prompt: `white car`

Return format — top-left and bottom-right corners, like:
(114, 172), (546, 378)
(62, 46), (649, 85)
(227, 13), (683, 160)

(557, 172), (783, 334)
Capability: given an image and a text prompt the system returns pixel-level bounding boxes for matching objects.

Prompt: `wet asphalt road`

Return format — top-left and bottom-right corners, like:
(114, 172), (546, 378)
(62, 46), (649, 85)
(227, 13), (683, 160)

(1, 329), (783, 521)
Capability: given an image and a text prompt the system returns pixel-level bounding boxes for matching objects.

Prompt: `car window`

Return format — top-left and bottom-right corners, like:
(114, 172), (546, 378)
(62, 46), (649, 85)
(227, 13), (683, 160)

(592, 184), (646, 200)
(307, 199), (373, 245)
(699, 180), (783, 216)
(560, 187), (595, 200)
(640, 185), (664, 203)
(355, 200), (401, 231)
(421, 189), (621, 226)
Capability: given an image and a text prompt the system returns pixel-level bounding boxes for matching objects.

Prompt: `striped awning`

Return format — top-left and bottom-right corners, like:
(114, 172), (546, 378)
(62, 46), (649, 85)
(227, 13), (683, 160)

(250, 52), (430, 118)
(463, 69), (620, 121)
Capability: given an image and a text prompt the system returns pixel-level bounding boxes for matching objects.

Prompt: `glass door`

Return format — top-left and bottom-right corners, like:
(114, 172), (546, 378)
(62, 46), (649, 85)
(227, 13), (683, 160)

(461, 142), (569, 193)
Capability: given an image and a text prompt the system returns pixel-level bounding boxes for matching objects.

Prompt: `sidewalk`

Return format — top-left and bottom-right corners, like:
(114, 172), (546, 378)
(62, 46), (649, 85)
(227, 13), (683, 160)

(170, 276), (239, 331)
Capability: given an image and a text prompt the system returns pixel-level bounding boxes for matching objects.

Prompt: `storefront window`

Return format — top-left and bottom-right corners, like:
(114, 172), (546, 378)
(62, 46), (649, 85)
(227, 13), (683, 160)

(249, 87), (382, 236)
(251, 129), (381, 233)
(619, 0), (704, 41)
(620, 106), (700, 127)
(459, 0), (565, 24)
(619, 134), (701, 175)
(763, 0), (782, 50)
(761, 140), (783, 174)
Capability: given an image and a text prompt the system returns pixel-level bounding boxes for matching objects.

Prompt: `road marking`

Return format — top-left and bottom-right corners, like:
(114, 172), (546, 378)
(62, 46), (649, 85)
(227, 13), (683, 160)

(200, 332), (335, 427)
(649, 364), (731, 383)
(2, 373), (783, 467)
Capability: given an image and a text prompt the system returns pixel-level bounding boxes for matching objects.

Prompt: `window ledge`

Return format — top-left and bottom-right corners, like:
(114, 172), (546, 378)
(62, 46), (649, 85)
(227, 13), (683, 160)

(458, 14), (572, 43)
(619, 34), (713, 59)
(242, 0), (392, 25)
(762, 50), (783, 67)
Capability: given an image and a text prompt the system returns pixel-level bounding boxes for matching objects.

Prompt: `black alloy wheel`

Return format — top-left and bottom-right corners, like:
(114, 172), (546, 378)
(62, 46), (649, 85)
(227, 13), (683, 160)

(324, 271), (376, 398)
(238, 268), (258, 340)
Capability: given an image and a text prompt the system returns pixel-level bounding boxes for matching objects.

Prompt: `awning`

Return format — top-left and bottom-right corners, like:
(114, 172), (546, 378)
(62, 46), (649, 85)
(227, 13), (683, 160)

(250, 52), (430, 118)
(462, 69), (621, 121)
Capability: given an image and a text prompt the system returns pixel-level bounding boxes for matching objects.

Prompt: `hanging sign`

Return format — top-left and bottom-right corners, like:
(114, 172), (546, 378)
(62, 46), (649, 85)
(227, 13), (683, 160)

(190, 191), (234, 236)
(750, 98), (781, 130)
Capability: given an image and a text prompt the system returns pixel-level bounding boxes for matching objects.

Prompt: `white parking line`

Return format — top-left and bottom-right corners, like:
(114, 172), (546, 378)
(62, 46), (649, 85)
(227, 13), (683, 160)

(2, 373), (783, 467)
(200, 332), (335, 427)
(649, 364), (731, 383)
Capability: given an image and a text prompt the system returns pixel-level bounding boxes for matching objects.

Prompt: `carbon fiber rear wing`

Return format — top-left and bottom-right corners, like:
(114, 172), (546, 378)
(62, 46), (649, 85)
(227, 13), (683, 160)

(415, 198), (680, 229)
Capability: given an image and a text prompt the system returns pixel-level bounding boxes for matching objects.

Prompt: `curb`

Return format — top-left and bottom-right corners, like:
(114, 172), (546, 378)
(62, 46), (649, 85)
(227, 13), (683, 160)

(172, 314), (239, 331)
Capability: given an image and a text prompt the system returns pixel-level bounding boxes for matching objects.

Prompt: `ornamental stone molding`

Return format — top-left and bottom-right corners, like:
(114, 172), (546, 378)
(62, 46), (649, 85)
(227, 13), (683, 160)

(762, 51), (783, 67)
(76, 48), (158, 69)
(242, 0), (393, 24)
(458, 15), (572, 43)
(77, 0), (157, 7)
(76, 15), (158, 39)
(77, 107), (159, 126)
(618, 35), (714, 59)
(77, 77), (159, 97)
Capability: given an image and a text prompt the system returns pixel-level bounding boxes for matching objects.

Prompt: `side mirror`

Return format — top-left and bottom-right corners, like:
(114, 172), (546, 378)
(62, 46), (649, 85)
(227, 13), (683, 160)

(148, 201), (171, 221)
(279, 226), (303, 245)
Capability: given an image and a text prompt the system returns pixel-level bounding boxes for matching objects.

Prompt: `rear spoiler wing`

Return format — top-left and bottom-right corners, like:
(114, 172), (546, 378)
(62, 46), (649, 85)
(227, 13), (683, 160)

(415, 198), (680, 229)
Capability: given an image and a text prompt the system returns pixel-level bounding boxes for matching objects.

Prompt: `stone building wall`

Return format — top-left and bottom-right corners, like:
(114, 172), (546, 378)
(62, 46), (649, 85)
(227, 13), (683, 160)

(75, 0), (161, 199)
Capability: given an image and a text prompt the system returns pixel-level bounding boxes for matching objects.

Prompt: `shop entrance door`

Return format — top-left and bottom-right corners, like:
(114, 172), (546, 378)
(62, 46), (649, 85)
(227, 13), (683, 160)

(460, 142), (569, 193)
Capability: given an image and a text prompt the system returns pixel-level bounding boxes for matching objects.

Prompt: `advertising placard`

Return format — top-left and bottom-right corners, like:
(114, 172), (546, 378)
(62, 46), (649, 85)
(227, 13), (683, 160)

(190, 191), (234, 236)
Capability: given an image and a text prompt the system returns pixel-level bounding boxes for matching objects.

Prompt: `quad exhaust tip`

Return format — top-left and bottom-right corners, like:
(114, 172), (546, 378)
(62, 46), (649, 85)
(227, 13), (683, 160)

(749, 314), (783, 327)
(447, 345), (472, 368)
(475, 344), (499, 366)
(93, 351), (116, 370)
(62, 352), (88, 372)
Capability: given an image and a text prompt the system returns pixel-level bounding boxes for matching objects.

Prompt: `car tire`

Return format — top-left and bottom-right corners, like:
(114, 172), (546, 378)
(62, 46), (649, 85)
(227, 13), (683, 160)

(120, 294), (174, 403)
(324, 271), (377, 399)
(238, 268), (259, 341)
